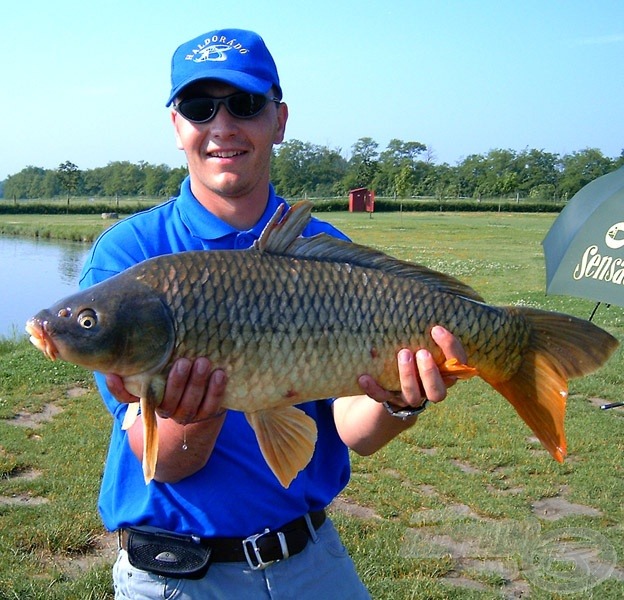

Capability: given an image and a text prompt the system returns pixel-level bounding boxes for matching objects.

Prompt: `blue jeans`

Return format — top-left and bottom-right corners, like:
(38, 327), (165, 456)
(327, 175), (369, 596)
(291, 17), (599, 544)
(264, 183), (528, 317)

(113, 518), (371, 599)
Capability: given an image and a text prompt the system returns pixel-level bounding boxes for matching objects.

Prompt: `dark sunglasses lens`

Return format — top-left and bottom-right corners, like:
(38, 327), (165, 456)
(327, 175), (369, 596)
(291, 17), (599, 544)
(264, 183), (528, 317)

(228, 93), (268, 117)
(177, 98), (215, 123)
(177, 98), (216, 123)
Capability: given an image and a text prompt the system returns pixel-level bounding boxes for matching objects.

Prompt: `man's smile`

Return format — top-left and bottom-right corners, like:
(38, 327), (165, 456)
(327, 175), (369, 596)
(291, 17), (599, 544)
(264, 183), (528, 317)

(207, 150), (246, 159)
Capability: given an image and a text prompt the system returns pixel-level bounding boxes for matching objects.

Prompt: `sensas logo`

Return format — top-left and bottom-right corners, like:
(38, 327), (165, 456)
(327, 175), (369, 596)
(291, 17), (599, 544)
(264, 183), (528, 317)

(573, 222), (624, 283)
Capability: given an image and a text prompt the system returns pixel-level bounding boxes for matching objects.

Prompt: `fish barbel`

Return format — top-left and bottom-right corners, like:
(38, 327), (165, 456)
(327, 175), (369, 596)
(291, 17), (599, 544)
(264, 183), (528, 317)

(26, 201), (618, 487)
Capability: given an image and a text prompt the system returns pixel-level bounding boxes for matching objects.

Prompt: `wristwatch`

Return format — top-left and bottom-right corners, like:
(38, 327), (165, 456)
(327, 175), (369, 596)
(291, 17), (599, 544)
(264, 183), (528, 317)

(382, 399), (430, 420)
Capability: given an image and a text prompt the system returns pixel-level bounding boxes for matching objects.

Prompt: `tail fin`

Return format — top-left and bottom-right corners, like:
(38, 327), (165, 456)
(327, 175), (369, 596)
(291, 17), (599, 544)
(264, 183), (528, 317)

(483, 308), (618, 462)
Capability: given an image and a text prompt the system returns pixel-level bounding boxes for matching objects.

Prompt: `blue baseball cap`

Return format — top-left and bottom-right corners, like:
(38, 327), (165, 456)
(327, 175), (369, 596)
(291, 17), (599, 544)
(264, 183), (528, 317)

(166, 29), (282, 106)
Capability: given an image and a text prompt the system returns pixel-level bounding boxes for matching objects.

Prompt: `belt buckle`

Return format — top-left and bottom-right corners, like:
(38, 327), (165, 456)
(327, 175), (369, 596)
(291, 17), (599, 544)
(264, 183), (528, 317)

(242, 528), (289, 570)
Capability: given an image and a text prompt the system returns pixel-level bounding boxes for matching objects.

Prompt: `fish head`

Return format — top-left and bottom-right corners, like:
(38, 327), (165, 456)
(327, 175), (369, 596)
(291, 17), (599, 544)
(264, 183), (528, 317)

(26, 276), (176, 376)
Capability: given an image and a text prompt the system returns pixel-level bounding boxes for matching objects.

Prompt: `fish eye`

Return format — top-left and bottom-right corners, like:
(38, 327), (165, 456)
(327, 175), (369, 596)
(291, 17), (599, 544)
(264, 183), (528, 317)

(77, 309), (97, 330)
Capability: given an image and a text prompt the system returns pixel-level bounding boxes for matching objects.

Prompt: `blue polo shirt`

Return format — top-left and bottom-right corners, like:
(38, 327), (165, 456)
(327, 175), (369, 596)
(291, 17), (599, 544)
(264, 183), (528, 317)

(80, 177), (351, 537)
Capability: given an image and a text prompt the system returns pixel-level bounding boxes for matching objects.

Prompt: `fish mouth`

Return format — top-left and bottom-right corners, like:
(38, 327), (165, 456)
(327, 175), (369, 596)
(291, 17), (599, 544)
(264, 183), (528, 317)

(25, 318), (59, 361)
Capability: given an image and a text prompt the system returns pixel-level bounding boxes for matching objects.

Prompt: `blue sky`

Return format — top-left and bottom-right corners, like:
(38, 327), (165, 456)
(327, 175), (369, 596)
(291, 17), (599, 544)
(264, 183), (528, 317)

(2, 0), (622, 180)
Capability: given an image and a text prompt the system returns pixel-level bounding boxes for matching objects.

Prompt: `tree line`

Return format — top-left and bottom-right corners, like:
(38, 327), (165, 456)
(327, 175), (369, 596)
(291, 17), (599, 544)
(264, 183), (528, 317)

(2, 138), (623, 203)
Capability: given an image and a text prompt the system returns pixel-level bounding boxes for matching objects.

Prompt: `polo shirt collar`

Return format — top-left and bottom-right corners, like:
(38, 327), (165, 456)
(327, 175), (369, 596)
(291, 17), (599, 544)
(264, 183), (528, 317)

(176, 177), (287, 242)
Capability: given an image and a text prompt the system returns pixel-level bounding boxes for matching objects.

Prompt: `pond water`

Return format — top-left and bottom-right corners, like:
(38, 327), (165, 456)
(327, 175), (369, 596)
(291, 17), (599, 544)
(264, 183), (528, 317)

(0, 236), (91, 339)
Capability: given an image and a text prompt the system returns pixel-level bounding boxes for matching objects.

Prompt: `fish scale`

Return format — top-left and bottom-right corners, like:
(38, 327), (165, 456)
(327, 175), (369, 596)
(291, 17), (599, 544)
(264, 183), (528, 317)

(26, 201), (619, 487)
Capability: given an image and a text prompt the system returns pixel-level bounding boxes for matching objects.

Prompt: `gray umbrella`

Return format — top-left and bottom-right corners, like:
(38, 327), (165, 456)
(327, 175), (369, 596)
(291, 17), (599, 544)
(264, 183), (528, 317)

(543, 165), (624, 308)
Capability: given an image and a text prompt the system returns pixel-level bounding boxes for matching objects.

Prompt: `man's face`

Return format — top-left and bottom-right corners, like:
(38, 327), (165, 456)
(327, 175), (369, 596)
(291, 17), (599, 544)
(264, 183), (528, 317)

(172, 81), (288, 206)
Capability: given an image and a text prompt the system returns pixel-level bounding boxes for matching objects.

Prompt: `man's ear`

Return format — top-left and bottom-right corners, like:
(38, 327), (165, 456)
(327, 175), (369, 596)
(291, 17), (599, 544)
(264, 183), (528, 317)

(171, 110), (184, 150)
(273, 102), (288, 145)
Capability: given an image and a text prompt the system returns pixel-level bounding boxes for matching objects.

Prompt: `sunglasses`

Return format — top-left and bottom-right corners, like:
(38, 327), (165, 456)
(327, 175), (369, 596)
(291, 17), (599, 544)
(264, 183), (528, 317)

(174, 92), (280, 124)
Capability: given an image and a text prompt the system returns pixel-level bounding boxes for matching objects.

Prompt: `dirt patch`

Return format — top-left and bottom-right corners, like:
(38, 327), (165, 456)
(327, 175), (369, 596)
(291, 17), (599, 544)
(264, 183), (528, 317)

(6, 468), (42, 482)
(401, 518), (533, 598)
(9, 403), (63, 428)
(66, 386), (91, 398)
(0, 468), (48, 506)
(451, 459), (482, 474)
(531, 495), (602, 521)
(330, 497), (382, 520)
(486, 484), (525, 496)
(418, 447), (438, 456)
(0, 493), (49, 507)
(443, 561), (531, 599)
(589, 397), (624, 414)
(418, 484), (439, 497)
(4, 388), (88, 429)
(55, 533), (118, 578)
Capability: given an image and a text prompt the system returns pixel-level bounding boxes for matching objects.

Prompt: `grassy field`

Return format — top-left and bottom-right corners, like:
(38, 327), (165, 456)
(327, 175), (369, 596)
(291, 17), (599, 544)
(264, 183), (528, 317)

(0, 213), (122, 243)
(0, 210), (622, 599)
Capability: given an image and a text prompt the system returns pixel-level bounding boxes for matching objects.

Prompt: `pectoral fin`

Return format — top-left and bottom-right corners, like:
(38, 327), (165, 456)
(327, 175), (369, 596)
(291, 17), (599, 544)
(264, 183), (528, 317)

(140, 393), (160, 484)
(246, 407), (318, 488)
(121, 402), (140, 430)
(137, 377), (166, 485)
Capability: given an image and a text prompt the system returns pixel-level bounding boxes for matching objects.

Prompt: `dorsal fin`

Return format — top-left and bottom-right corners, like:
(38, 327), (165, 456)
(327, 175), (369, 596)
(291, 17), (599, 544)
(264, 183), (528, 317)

(255, 201), (484, 302)
(254, 201), (313, 253)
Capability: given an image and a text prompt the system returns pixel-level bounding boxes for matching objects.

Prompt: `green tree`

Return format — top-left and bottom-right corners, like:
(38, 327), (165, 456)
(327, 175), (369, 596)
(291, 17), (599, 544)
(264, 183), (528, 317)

(272, 140), (346, 197)
(103, 161), (145, 197)
(164, 166), (188, 197)
(342, 137), (379, 191)
(81, 167), (107, 197)
(455, 153), (487, 198)
(394, 164), (416, 198)
(559, 148), (614, 198)
(143, 163), (171, 197)
(516, 148), (560, 197)
(4, 166), (49, 199)
(57, 161), (81, 210)
(375, 139), (427, 196)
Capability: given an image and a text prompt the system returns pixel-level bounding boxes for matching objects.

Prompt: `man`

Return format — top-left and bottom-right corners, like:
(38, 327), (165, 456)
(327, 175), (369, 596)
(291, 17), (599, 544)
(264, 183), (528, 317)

(80, 28), (466, 599)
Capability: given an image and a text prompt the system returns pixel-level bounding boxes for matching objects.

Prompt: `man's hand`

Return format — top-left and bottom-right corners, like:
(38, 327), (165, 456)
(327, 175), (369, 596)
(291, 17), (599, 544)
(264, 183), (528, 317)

(105, 357), (227, 424)
(106, 358), (228, 482)
(357, 325), (467, 410)
(333, 326), (467, 455)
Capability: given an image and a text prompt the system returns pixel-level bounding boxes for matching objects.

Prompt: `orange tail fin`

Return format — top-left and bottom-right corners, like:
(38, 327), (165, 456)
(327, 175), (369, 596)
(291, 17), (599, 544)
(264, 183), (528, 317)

(489, 351), (568, 461)
(481, 308), (618, 462)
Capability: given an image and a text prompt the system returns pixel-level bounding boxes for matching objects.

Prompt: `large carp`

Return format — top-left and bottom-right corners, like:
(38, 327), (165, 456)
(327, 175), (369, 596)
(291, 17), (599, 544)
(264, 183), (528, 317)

(26, 201), (618, 487)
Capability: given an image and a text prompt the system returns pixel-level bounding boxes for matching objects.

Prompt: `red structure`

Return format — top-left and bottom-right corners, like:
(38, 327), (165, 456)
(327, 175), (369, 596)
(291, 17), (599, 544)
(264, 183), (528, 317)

(348, 188), (375, 213)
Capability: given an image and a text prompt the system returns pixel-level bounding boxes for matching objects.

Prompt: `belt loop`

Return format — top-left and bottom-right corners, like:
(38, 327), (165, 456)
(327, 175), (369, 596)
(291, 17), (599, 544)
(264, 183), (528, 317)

(304, 513), (319, 543)
(277, 531), (290, 559)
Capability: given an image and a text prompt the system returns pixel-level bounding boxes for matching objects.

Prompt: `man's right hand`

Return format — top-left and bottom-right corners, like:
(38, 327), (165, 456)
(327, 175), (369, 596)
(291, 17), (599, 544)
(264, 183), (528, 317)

(105, 357), (227, 424)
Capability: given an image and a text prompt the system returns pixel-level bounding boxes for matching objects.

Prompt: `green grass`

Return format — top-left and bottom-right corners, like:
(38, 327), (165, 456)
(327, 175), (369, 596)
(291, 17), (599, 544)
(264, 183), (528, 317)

(0, 214), (119, 243)
(1, 210), (622, 598)
(0, 339), (110, 599)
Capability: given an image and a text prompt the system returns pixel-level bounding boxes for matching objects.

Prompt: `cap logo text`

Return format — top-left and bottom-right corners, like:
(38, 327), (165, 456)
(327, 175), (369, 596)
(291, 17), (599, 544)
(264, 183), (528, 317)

(185, 36), (249, 63)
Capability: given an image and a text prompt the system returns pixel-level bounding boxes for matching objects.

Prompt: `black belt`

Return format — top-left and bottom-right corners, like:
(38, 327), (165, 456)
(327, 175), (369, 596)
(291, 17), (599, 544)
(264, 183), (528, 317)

(119, 509), (326, 572)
